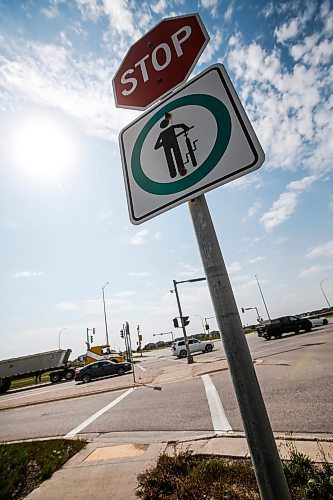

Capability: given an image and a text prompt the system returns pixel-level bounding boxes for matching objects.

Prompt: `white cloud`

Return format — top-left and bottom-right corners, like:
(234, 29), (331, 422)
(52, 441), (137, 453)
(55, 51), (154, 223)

(151, 0), (167, 14)
(260, 191), (297, 232)
(287, 175), (317, 191)
(244, 200), (262, 221)
(98, 208), (113, 225)
(249, 256), (265, 264)
(227, 261), (242, 274)
(306, 240), (333, 259)
(226, 26), (332, 176)
(13, 271), (44, 278)
(260, 175), (317, 231)
(274, 18), (299, 44)
(299, 265), (328, 278)
(56, 302), (79, 310)
(75, 0), (101, 21)
(0, 33), (137, 141)
(113, 290), (135, 297)
(130, 230), (161, 245)
(177, 263), (203, 279)
(128, 271), (151, 277)
(224, 3), (234, 21)
(198, 29), (222, 65)
(130, 230), (149, 245)
(200, 0), (218, 9)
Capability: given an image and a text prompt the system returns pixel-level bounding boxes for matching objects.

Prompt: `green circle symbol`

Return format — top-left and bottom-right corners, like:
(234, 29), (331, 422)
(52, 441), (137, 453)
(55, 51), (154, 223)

(131, 94), (231, 195)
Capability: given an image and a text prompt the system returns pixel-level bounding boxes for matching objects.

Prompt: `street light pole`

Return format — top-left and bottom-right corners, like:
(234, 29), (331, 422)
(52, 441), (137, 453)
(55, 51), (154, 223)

(102, 282), (110, 346)
(255, 274), (271, 322)
(173, 279), (193, 363)
(172, 277), (206, 364)
(58, 328), (67, 350)
(320, 279), (332, 309)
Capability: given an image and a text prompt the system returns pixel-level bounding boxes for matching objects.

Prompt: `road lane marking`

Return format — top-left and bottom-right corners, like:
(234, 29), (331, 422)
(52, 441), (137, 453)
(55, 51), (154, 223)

(136, 365), (146, 371)
(65, 387), (136, 437)
(202, 374), (232, 433)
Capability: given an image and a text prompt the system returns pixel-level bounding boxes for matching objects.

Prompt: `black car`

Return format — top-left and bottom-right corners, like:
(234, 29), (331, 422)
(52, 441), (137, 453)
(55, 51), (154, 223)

(75, 360), (132, 383)
(257, 316), (312, 340)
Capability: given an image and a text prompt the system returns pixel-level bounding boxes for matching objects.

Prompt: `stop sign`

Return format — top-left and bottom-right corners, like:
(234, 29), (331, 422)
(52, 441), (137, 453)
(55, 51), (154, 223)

(112, 13), (209, 110)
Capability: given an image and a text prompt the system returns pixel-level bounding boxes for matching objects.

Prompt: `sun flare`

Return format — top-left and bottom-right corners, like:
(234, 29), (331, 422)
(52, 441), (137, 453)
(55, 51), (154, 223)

(10, 115), (77, 185)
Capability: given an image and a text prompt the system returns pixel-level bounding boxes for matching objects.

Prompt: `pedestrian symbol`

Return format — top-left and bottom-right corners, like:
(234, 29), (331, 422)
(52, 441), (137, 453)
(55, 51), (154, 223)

(154, 117), (198, 178)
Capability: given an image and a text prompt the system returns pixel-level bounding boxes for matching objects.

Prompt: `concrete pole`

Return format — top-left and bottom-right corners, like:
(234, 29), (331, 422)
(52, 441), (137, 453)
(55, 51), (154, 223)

(188, 195), (290, 500)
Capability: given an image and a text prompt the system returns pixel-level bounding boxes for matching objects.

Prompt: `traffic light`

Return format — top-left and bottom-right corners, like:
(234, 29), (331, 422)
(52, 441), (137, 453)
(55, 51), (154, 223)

(173, 318), (179, 328)
(90, 336), (93, 343)
(205, 324), (210, 330)
(241, 308), (245, 313)
(182, 316), (190, 327)
(92, 327), (96, 334)
(120, 329), (124, 338)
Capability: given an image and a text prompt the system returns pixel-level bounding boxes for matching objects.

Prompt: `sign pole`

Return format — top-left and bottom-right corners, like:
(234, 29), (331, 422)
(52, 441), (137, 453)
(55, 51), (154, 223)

(188, 194), (291, 500)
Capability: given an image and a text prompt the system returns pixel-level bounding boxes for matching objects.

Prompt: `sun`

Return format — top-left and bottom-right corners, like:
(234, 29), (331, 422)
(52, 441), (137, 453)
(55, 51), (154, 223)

(9, 114), (77, 186)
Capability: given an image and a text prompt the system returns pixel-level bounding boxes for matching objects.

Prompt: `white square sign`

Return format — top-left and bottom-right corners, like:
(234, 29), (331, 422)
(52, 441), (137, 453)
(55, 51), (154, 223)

(119, 64), (264, 225)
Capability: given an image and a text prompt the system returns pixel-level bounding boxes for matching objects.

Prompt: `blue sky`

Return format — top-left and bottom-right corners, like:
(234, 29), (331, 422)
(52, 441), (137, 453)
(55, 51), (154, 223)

(0, 0), (332, 360)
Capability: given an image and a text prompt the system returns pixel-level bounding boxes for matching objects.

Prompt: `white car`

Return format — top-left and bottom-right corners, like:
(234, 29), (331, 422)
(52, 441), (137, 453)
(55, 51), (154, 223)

(305, 316), (329, 327)
(171, 338), (214, 358)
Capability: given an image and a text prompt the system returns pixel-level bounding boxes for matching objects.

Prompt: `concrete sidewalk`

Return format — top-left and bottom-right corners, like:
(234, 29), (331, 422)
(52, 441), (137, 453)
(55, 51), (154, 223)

(25, 431), (333, 500)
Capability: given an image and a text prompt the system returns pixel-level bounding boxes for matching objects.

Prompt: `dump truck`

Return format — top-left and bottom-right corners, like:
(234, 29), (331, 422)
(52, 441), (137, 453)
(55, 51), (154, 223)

(0, 349), (74, 393)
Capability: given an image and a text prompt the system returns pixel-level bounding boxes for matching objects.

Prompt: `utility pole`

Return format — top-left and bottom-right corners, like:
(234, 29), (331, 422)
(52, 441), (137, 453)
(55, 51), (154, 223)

(189, 195), (290, 500)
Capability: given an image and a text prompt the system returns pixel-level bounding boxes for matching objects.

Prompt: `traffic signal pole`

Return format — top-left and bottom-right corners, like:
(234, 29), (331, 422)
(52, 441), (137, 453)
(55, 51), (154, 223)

(188, 194), (291, 500)
(172, 280), (193, 363)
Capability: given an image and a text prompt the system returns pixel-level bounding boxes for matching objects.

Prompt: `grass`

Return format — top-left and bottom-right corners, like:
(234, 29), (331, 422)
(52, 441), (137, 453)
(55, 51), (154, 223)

(136, 447), (333, 499)
(10, 372), (52, 390)
(0, 439), (86, 500)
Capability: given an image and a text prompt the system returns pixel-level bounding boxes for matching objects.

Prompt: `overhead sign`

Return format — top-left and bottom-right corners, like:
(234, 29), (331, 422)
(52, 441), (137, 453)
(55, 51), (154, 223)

(112, 13), (209, 110)
(119, 64), (265, 225)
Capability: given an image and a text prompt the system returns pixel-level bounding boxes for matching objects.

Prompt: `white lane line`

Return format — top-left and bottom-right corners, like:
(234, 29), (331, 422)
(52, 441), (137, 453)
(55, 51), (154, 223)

(202, 374), (232, 433)
(136, 365), (146, 372)
(65, 387), (136, 437)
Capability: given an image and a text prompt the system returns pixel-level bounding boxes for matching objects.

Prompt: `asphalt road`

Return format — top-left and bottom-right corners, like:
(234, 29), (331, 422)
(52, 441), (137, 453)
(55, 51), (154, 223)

(0, 326), (332, 442)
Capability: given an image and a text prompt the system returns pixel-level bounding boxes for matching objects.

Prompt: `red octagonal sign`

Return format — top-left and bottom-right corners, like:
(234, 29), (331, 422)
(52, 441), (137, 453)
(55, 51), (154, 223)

(112, 13), (209, 111)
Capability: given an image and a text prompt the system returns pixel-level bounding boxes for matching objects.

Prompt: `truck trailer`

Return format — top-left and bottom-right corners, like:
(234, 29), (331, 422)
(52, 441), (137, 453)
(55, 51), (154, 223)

(0, 349), (74, 393)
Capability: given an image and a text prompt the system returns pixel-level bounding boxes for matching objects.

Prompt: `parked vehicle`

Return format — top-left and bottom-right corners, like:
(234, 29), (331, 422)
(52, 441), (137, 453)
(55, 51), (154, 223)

(75, 360), (132, 383)
(171, 338), (214, 358)
(257, 316), (312, 340)
(0, 349), (74, 394)
(303, 316), (328, 327)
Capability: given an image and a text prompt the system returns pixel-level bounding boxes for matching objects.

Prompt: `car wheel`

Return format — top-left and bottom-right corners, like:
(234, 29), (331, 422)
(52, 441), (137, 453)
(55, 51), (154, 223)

(117, 367), (125, 376)
(205, 344), (213, 353)
(50, 372), (61, 383)
(323, 319), (328, 325)
(305, 326), (312, 332)
(265, 335), (271, 340)
(82, 374), (91, 383)
(179, 350), (187, 358)
(64, 370), (74, 380)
